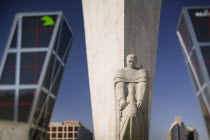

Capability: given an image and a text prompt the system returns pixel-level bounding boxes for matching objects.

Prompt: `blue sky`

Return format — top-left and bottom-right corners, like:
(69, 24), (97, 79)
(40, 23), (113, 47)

(0, 0), (210, 139)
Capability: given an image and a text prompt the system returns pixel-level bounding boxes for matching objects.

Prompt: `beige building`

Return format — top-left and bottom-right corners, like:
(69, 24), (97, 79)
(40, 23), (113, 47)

(46, 121), (93, 140)
(167, 117), (198, 140)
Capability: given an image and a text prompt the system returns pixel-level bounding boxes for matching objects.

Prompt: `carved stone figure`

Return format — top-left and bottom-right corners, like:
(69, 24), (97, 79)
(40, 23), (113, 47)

(114, 54), (148, 140)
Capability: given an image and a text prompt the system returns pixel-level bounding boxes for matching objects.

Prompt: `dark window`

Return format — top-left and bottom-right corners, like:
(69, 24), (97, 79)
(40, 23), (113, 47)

(43, 54), (55, 89)
(198, 94), (210, 134)
(32, 90), (47, 124)
(187, 62), (199, 92)
(52, 133), (56, 138)
(68, 127), (73, 131)
(18, 89), (35, 122)
(64, 133), (66, 138)
(29, 128), (46, 140)
(47, 97), (55, 122)
(46, 133), (50, 140)
(75, 133), (77, 137)
(58, 127), (62, 131)
(178, 16), (193, 53)
(64, 127), (66, 131)
(0, 90), (14, 120)
(68, 133), (73, 138)
(22, 15), (57, 48)
(75, 127), (79, 131)
(0, 53), (16, 84)
(47, 127), (50, 131)
(63, 41), (72, 64)
(20, 52), (46, 84)
(187, 131), (194, 140)
(188, 9), (210, 42)
(51, 65), (64, 96)
(57, 19), (72, 59)
(38, 96), (55, 129)
(10, 25), (18, 48)
(204, 88), (210, 107)
(58, 133), (62, 138)
(37, 103), (48, 128)
(52, 25), (60, 52)
(190, 50), (205, 86)
(52, 127), (56, 131)
(201, 46), (210, 77)
(51, 57), (60, 86)
(43, 54), (60, 91)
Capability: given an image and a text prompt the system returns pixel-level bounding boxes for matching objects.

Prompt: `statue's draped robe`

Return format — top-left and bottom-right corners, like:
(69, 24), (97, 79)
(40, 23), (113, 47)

(114, 68), (147, 140)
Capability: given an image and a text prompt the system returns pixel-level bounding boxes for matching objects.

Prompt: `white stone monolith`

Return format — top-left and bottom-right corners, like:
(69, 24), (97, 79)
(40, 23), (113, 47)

(82, 0), (162, 139)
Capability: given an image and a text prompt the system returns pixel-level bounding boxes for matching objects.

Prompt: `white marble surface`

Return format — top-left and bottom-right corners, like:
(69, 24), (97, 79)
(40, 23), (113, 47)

(82, 0), (162, 139)
(0, 121), (29, 140)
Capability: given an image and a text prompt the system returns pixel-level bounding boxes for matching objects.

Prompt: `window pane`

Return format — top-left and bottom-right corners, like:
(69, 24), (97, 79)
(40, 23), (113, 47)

(58, 133), (62, 138)
(58, 127), (62, 131)
(0, 53), (16, 84)
(198, 94), (210, 134)
(52, 127), (56, 131)
(52, 133), (56, 138)
(38, 97), (55, 129)
(178, 15), (193, 53)
(187, 62), (199, 92)
(57, 20), (72, 59)
(190, 50), (205, 86)
(37, 104), (48, 128)
(188, 9), (210, 42)
(18, 89), (35, 122)
(32, 90), (47, 124)
(0, 90), (14, 120)
(75, 127), (79, 131)
(43, 54), (55, 89)
(51, 57), (60, 85)
(43, 54), (60, 90)
(201, 46), (210, 77)
(68, 133), (73, 138)
(22, 15), (57, 48)
(68, 127), (73, 131)
(10, 25), (18, 48)
(204, 88), (210, 107)
(51, 66), (64, 96)
(20, 52), (46, 84)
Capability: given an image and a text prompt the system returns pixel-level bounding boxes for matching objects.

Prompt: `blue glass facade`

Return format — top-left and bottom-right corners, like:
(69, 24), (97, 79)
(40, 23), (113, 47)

(177, 6), (210, 138)
(0, 12), (73, 139)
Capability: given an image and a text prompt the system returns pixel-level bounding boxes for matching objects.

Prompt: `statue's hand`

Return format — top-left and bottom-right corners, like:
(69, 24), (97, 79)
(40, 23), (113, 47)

(136, 100), (143, 108)
(119, 100), (127, 111)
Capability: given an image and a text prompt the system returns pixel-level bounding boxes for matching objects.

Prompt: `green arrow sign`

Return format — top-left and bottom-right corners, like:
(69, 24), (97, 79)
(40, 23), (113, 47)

(41, 16), (55, 26)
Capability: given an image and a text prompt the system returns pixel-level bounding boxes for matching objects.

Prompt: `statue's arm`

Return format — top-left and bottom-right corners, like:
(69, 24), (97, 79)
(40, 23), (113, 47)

(115, 82), (127, 111)
(136, 71), (148, 109)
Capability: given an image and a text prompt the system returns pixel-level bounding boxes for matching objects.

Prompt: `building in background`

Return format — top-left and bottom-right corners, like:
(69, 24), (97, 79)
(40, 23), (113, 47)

(187, 127), (198, 140)
(177, 6), (210, 138)
(0, 12), (73, 140)
(167, 117), (198, 140)
(47, 121), (93, 140)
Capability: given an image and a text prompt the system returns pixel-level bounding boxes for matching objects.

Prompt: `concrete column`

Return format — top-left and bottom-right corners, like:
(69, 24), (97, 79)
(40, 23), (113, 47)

(82, 0), (162, 139)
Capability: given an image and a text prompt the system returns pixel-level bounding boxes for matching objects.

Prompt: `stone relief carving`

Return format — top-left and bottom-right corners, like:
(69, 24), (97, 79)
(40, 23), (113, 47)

(114, 54), (148, 140)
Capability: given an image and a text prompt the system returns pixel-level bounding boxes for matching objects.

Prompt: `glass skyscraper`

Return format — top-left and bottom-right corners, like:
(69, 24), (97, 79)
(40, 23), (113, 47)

(0, 12), (73, 139)
(177, 6), (210, 138)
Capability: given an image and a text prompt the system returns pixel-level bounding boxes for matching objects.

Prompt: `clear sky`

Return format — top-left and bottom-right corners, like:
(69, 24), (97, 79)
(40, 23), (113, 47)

(0, 0), (210, 139)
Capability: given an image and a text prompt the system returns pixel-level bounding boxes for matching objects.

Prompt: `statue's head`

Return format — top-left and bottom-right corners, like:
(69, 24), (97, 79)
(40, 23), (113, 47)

(126, 54), (137, 69)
